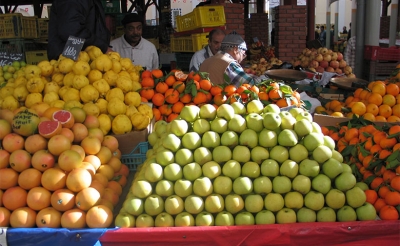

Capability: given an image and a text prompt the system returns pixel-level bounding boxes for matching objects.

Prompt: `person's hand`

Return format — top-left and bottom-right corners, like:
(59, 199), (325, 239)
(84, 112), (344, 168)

(106, 47), (114, 53)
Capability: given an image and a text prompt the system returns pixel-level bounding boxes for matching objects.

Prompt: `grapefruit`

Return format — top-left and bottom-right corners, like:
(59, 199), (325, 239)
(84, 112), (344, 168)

(11, 109), (40, 137)
(38, 120), (62, 139)
(53, 110), (75, 128)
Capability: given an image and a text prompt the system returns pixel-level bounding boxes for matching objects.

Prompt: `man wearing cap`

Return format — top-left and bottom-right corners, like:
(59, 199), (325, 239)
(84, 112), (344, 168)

(199, 32), (255, 87)
(189, 29), (226, 72)
(110, 13), (159, 70)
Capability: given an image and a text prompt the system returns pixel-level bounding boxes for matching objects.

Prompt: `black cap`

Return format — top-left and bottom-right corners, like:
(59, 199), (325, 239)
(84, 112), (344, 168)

(121, 13), (143, 25)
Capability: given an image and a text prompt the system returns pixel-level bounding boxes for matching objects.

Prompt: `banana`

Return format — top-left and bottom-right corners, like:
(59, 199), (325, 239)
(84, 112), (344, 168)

(249, 49), (261, 55)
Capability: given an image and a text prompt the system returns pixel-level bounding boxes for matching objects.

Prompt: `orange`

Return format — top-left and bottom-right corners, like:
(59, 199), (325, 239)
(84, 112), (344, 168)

(164, 89), (180, 104)
(354, 88), (363, 98)
(386, 83), (399, 96)
(378, 185), (391, 199)
(151, 69), (163, 78)
(382, 170), (396, 183)
(373, 131), (387, 145)
(187, 71), (201, 81)
(363, 113), (376, 122)
(172, 81), (185, 93)
(213, 94), (227, 106)
(387, 115), (400, 122)
(378, 149), (392, 160)
(167, 113), (179, 122)
(370, 177), (384, 190)
(141, 77), (155, 88)
(2, 186), (28, 211)
(199, 79), (212, 91)
(328, 100), (342, 111)
(378, 104), (392, 118)
(258, 91), (269, 101)
(367, 92), (382, 106)
(193, 91), (208, 105)
(375, 115), (387, 122)
(389, 125), (400, 135)
(75, 187), (101, 211)
(390, 176), (400, 192)
(26, 186), (51, 211)
(158, 104), (172, 116)
(362, 154), (374, 168)
(369, 144), (382, 155)
(210, 85), (223, 96)
(351, 102), (367, 116)
(85, 205), (113, 228)
(165, 75), (176, 86)
(152, 93), (165, 107)
(268, 88), (282, 102)
(359, 89), (371, 100)
(174, 70), (188, 81)
(155, 81), (169, 94)
(344, 128), (359, 142)
(0, 207), (11, 227)
(10, 207), (37, 228)
(179, 94), (192, 104)
(365, 189), (378, 205)
(373, 198), (387, 212)
(140, 88), (155, 101)
(345, 96), (354, 105)
(36, 207), (62, 228)
(366, 103), (379, 116)
(172, 101), (184, 114)
(60, 208), (87, 228)
(371, 82), (386, 96)
(391, 104), (400, 117)
(380, 137), (397, 149)
(382, 94), (396, 107)
(379, 205), (399, 220)
(223, 85), (237, 97)
(141, 70), (152, 79)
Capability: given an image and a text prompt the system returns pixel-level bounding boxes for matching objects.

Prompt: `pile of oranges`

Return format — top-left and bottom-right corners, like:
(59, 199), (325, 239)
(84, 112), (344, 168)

(140, 69), (303, 122)
(322, 122), (400, 220)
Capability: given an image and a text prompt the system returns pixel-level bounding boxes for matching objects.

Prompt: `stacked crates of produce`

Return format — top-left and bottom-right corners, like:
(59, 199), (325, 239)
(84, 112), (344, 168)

(171, 6), (227, 71)
(363, 45), (400, 81)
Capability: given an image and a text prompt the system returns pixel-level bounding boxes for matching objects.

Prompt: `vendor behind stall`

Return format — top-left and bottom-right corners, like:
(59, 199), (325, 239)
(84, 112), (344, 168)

(199, 31), (256, 87)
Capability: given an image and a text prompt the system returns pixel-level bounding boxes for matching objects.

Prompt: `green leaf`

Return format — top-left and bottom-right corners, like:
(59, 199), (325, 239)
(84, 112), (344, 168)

(350, 163), (363, 181)
(359, 144), (370, 157)
(387, 132), (400, 139)
(364, 175), (376, 186)
(191, 86), (197, 97)
(341, 145), (354, 157)
(366, 159), (383, 171)
(280, 85), (293, 94)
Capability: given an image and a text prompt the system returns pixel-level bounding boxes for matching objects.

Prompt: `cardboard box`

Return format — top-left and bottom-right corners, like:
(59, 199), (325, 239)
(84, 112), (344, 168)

(313, 114), (400, 127)
(114, 118), (154, 155)
(319, 93), (345, 101)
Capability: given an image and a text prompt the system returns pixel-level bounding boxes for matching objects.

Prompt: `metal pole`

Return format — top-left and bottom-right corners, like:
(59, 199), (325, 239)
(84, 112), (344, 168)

(351, 0), (357, 39)
(365, 0), (380, 46)
(389, 0), (399, 47)
(354, 0), (365, 78)
(334, 2), (339, 43)
(307, 0), (316, 41)
(326, 0), (331, 48)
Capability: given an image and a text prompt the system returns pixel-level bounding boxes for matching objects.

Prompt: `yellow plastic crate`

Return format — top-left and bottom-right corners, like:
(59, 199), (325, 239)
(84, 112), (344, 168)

(176, 6), (225, 32)
(37, 18), (49, 40)
(21, 16), (39, 39)
(0, 14), (39, 39)
(192, 33), (209, 51)
(148, 38), (160, 50)
(170, 35), (193, 52)
(26, 50), (48, 65)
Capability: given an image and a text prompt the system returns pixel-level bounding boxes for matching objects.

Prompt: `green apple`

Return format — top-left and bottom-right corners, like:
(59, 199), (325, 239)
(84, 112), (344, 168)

(199, 104), (217, 120)
(155, 212), (175, 227)
(272, 176), (292, 194)
(122, 196), (143, 216)
(323, 135), (336, 150)
(278, 129), (298, 147)
(202, 131), (221, 148)
(144, 194), (164, 216)
(317, 207), (336, 222)
(247, 99), (264, 114)
(354, 182), (369, 191)
(162, 133), (181, 152)
(217, 104), (235, 120)
(255, 210), (276, 224)
(220, 130), (239, 148)
(280, 111), (297, 130)
(193, 118), (211, 135)
(174, 179), (193, 197)
(251, 146), (270, 164)
(225, 194), (244, 214)
(264, 193), (284, 212)
(304, 191), (325, 211)
(205, 193), (225, 213)
(332, 150), (344, 163)
(269, 145), (289, 163)
(246, 113), (264, 132)
(180, 105), (200, 122)
(164, 163), (183, 181)
(156, 150), (175, 166)
(303, 132), (325, 151)
(297, 207), (317, 223)
(311, 174), (332, 194)
(164, 195), (184, 215)
(356, 202), (377, 221)
(289, 107), (304, 118)
(184, 195), (204, 214)
(322, 158), (344, 179)
(295, 111), (313, 122)
(136, 214), (154, 228)
(241, 161), (260, 178)
(215, 211), (235, 226)
(276, 208), (297, 224)
(292, 175), (311, 195)
(231, 101), (247, 115)
(155, 120), (168, 135)
(148, 132), (158, 147)
(193, 147), (213, 165)
(261, 159), (280, 177)
(175, 212), (195, 227)
(325, 188), (346, 209)
(210, 117), (228, 134)
(202, 161), (221, 179)
(232, 145), (251, 163)
(335, 172), (356, 191)
(20, 61), (26, 67)
(293, 119), (313, 138)
(284, 191), (304, 209)
(222, 160), (242, 179)
(312, 145), (333, 164)
(228, 114), (247, 133)
(235, 211), (255, 225)
(263, 103), (281, 114)
(193, 177), (213, 197)
(213, 176), (232, 195)
(195, 211), (215, 226)
(253, 176), (273, 194)
(183, 162), (202, 181)
(233, 176), (253, 195)
(341, 163), (353, 173)
(346, 186), (367, 208)
(131, 180), (152, 198)
(311, 122), (322, 133)
(175, 148), (194, 166)
(156, 180), (174, 197)
(144, 163), (164, 182)
(213, 146), (232, 163)
(258, 129), (278, 148)
(169, 119), (189, 137)
(115, 212), (135, 228)
(2, 65), (10, 72)
(239, 128), (258, 148)
(299, 159), (320, 177)
(289, 144), (308, 163)
(263, 113), (282, 130)
(280, 159), (299, 178)
(182, 132), (202, 150)
(337, 205), (357, 222)
(245, 195), (264, 213)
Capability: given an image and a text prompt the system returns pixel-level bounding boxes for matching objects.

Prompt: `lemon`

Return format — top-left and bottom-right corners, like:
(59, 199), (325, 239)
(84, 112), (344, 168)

(95, 98), (108, 114)
(13, 85), (29, 102)
(26, 77), (45, 93)
(130, 112), (150, 131)
(112, 114), (132, 135)
(50, 100), (65, 109)
(73, 74), (90, 90)
(1, 95), (19, 111)
(88, 69), (103, 83)
(43, 91), (60, 104)
(93, 79), (110, 98)
(62, 88), (81, 102)
(63, 100), (83, 110)
(116, 74), (134, 92)
(112, 60), (122, 74)
(58, 58), (75, 74)
(103, 70), (118, 87)
(80, 85), (99, 103)
(0, 86), (14, 98)
(125, 105), (138, 118)
(98, 113), (112, 135)
(58, 85), (71, 99)
(44, 81), (60, 94)
(137, 103), (154, 119)
(51, 73), (64, 86)
(94, 54), (113, 72)
(25, 93), (43, 108)
(107, 98), (127, 116)
(62, 72), (75, 87)
(106, 88), (124, 102)
(124, 91), (141, 107)
(120, 57), (134, 71)
(77, 51), (90, 63)
(72, 60), (91, 76)
(82, 102), (100, 117)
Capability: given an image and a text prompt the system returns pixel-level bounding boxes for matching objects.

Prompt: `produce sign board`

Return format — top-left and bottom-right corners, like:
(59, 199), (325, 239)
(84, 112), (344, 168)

(62, 35), (85, 61)
(0, 51), (24, 66)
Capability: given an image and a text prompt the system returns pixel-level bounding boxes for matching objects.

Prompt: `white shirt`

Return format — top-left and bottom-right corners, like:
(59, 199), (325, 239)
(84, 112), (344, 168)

(110, 35), (159, 70)
(189, 45), (213, 72)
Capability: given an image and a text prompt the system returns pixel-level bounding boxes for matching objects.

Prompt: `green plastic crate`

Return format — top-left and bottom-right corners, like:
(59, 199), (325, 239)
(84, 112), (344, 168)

(120, 142), (149, 172)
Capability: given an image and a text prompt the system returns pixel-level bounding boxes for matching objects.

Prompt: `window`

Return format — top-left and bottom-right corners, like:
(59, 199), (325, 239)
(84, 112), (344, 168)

(171, 8), (181, 29)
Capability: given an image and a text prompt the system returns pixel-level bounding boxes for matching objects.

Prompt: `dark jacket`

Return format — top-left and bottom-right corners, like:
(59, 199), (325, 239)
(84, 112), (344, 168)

(48, 0), (111, 60)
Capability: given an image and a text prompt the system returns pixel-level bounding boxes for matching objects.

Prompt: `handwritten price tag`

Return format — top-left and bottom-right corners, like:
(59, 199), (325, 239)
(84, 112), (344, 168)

(62, 36), (85, 61)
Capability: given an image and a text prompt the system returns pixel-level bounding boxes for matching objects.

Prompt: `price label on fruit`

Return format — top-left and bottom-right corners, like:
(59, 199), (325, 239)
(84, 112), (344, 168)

(62, 36), (86, 61)
(0, 51), (24, 66)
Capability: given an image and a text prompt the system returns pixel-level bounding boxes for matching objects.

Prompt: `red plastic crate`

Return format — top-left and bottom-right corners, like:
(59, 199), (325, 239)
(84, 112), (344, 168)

(364, 45), (400, 61)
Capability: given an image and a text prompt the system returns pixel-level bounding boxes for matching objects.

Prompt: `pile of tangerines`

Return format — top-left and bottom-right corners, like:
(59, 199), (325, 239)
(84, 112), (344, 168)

(321, 120), (400, 220)
(139, 69), (303, 122)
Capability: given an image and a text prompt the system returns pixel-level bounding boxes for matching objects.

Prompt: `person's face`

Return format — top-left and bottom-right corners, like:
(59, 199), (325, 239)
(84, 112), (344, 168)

(233, 47), (246, 63)
(124, 22), (142, 45)
(208, 33), (225, 55)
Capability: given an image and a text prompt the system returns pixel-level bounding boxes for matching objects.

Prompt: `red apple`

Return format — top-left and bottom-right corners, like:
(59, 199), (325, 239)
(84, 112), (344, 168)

(337, 52), (343, 61)
(320, 60), (329, 68)
(310, 60), (319, 69)
(316, 66), (325, 73)
(315, 54), (323, 62)
(339, 60), (347, 68)
(331, 52), (338, 61)
(326, 67), (335, 72)
(330, 60), (339, 69)
(323, 54), (332, 62)
(335, 68), (343, 74)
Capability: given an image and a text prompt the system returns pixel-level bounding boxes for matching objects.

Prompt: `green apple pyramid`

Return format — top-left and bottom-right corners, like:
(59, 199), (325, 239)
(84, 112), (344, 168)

(115, 102), (376, 228)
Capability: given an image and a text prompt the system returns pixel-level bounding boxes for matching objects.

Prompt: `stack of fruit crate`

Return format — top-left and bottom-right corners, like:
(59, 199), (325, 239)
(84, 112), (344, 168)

(363, 45), (400, 81)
